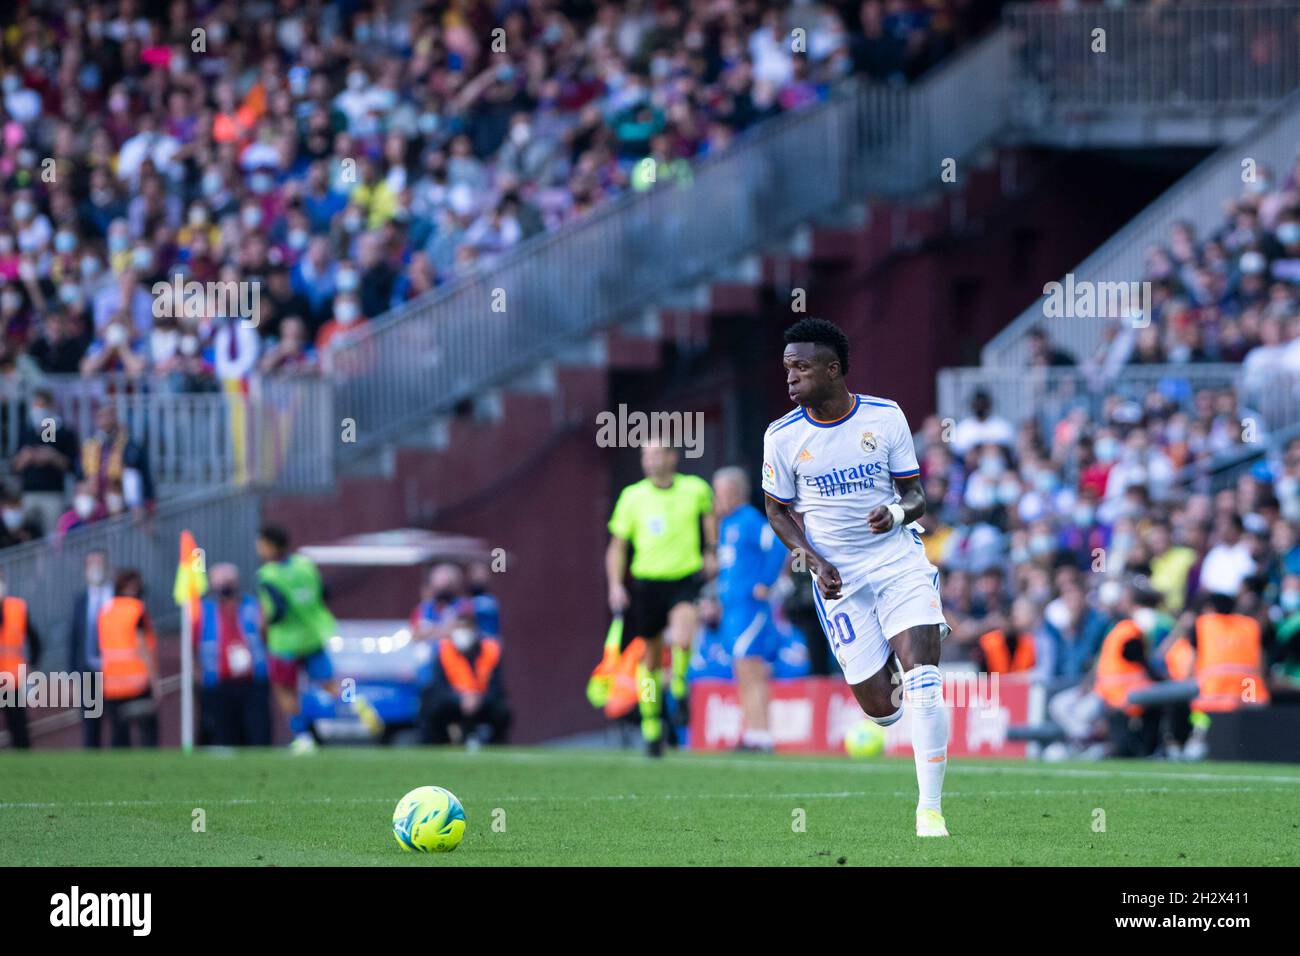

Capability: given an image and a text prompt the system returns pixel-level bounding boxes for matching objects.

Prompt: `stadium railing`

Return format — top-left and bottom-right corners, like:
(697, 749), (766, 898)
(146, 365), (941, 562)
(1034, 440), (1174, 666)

(327, 28), (1015, 456)
(1006, 1), (1300, 145)
(0, 374), (334, 494)
(982, 82), (1300, 368)
(0, 484), (261, 671)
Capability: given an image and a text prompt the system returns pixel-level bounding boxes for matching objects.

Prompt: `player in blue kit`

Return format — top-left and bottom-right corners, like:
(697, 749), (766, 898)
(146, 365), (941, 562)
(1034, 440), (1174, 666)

(711, 466), (789, 753)
(761, 318), (951, 837)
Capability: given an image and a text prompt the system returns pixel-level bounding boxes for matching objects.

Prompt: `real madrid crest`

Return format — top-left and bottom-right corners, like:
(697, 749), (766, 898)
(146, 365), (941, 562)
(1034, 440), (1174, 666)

(860, 431), (877, 454)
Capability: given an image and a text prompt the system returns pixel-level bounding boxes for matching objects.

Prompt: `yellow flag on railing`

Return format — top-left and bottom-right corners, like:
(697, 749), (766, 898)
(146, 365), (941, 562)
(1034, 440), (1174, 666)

(173, 529), (208, 607)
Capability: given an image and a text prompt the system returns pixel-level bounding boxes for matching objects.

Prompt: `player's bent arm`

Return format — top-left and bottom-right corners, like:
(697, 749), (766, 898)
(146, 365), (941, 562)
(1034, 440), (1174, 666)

(605, 535), (628, 585)
(763, 495), (827, 575)
(892, 474), (926, 523)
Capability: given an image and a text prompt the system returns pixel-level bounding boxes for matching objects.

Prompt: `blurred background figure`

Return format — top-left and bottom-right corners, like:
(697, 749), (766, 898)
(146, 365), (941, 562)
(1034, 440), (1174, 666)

(195, 563), (271, 747)
(0, 568), (39, 749)
(419, 600), (510, 748)
(98, 569), (159, 749)
(712, 466), (787, 753)
(67, 550), (112, 748)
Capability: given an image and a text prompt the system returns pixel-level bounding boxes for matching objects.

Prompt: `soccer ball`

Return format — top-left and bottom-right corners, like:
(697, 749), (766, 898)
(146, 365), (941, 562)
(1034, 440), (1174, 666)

(392, 786), (466, 853)
(843, 720), (886, 758)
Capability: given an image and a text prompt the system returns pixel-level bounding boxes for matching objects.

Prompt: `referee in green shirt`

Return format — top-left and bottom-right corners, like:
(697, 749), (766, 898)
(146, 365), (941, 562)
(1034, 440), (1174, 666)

(606, 443), (717, 756)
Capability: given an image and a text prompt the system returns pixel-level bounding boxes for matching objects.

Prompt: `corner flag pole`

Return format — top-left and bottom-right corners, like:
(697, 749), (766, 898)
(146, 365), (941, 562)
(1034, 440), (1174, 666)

(180, 596), (194, 754)
(175, 530), (207, 754)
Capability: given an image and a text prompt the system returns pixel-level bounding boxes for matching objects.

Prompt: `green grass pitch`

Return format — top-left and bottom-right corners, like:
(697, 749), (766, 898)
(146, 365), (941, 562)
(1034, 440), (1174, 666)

(3, 748), (1299, 866)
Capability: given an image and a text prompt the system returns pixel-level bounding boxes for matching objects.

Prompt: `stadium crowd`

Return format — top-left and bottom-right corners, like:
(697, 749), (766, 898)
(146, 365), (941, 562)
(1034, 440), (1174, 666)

(0, 0), (994, 389)
(0, 0), (1000, 544)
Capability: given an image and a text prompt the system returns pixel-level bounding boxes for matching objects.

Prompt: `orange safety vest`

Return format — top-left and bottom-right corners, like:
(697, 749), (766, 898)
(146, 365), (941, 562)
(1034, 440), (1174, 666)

(589, 636), (646, 719)
(978, 629), (1036, 674)
(1164, 636), (1195, 682)
(98, 597), (157, 701)
(0, 596), (28, 678)
(1095, 619), (1151, 716)
(1192, 614), (1270, 713)
(438, 638), (501, 694)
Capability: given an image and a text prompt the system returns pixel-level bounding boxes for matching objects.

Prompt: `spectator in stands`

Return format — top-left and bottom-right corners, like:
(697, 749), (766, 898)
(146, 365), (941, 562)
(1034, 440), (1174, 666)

(973, 597), (1040, 675)
(54, 480), (107, 538)
(195, 563), (272, 747)
(1027, 326), (1076, 367)
(0, 488), (42, 548)
(0, 568), (41, 749)
(12, 388), (78, 535)
(1093, 584), (1166, 758)
(465, 560), (502, 638)
(67, 550), (113, 749)
(257, 317), (318, 376)
(98, 568), (160, 749)
(419, 599), (510, 747)
(1199, 514), (1258, 598)
(951, 389), (1015, 459)
(78, 405), (154, 513)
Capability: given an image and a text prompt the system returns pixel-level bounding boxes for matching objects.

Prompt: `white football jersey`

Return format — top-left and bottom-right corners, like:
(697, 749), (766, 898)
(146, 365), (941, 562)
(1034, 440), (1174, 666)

(762, 393), (929, 601)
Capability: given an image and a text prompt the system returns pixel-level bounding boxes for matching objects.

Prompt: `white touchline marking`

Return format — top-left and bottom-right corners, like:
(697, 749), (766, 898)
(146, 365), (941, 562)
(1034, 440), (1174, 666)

(402, 749), (1300, 785)
(1, 785), (1295, 811)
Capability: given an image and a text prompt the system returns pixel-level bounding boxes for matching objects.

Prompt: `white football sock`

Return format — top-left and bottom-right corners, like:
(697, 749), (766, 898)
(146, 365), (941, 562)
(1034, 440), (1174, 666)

(902, 664), (947, 813)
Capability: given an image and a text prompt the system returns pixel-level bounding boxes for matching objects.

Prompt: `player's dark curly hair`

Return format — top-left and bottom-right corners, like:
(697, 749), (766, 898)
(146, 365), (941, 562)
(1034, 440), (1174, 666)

(784, 318), (849, 375)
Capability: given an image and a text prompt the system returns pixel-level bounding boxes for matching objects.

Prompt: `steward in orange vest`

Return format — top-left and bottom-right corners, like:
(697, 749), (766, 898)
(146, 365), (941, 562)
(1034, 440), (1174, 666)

(1094, 614), (1159, 717)
(419, 600), (511, 746)
(96, 569), (160, 748)
(976, 629), (1036, 674)
(0, 574), (41, 749)
(1191, 600), (1270, 713)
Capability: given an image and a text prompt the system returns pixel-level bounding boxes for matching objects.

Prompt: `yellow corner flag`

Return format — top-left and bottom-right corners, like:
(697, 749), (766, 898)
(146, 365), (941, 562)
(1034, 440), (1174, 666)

(173, 529), (209, 607)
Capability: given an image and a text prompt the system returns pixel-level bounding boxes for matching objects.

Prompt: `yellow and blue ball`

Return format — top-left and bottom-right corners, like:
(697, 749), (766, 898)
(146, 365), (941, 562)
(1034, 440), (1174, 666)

(393, 786), (466, 853)
(843, 720), (886, 758)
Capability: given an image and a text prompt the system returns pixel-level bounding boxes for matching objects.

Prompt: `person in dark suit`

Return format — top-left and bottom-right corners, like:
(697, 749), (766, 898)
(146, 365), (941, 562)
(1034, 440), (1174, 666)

(66, 550), (113, 748)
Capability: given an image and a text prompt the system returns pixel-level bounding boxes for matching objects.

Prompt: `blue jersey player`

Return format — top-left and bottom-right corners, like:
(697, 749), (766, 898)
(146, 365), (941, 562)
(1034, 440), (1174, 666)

(712, 466), (788, 752)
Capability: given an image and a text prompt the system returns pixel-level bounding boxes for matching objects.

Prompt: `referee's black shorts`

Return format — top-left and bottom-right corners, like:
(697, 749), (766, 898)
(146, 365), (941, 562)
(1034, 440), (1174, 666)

(623, 573), (702, 646)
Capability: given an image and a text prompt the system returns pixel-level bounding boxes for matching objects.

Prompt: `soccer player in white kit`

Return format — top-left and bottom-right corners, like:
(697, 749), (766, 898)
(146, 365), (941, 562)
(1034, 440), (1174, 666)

(762, 318), (950, 837)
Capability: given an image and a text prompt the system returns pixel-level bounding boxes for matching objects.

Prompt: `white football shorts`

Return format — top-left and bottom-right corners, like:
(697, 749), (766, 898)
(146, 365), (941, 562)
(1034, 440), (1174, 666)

(811, 560), (948, 685)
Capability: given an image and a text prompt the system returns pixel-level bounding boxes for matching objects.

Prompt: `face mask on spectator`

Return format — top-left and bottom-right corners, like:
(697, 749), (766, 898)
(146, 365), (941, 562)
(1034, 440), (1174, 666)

(109, 92), (128, 113)
(343, 212), (363, 232)
(1277, 222), (1300, 247)
(109, 233), (129, 254)
(80, 255), (101, 278)
(335, 301), (359, 324)
(1095, 437), (1119, 462)
(978, 454), (1004, 478)
(242, 206), (263, 229)
(336, 269), (358, 292)
(105, 324), (128, 348)
(189, 206), (209, 227)
(2, 292), (22, 311)
(86, 565), (106, 586)
(1240, 251), (1267, 275)
(131, 247), (154, 272)
(105, 493), (125, 513)
(288, 228), (309, 250)
(73, 494), (96, 519)
(0, 234), (13, 254)
(180, 335), (199, 357)
(1282, 591), (1300, 613)
(1133, 607), (1158, 635)
(1072, 504), (1095, 527)
(1029, 534), (1054, 556)
(347, 71), (367, 91)
(59, 283), (80, 305)
(451, 626), (477, 651)
(12, 200), (33, 220)
(1, 75), (20, 94)
(202, 171), (223, 197)
(55, 231), (77, 254)
(510, 123), (531, 146)
(250, 172), (273, 194)
(2, 508), (24, 531)
(1032, 470), (1058, 493)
